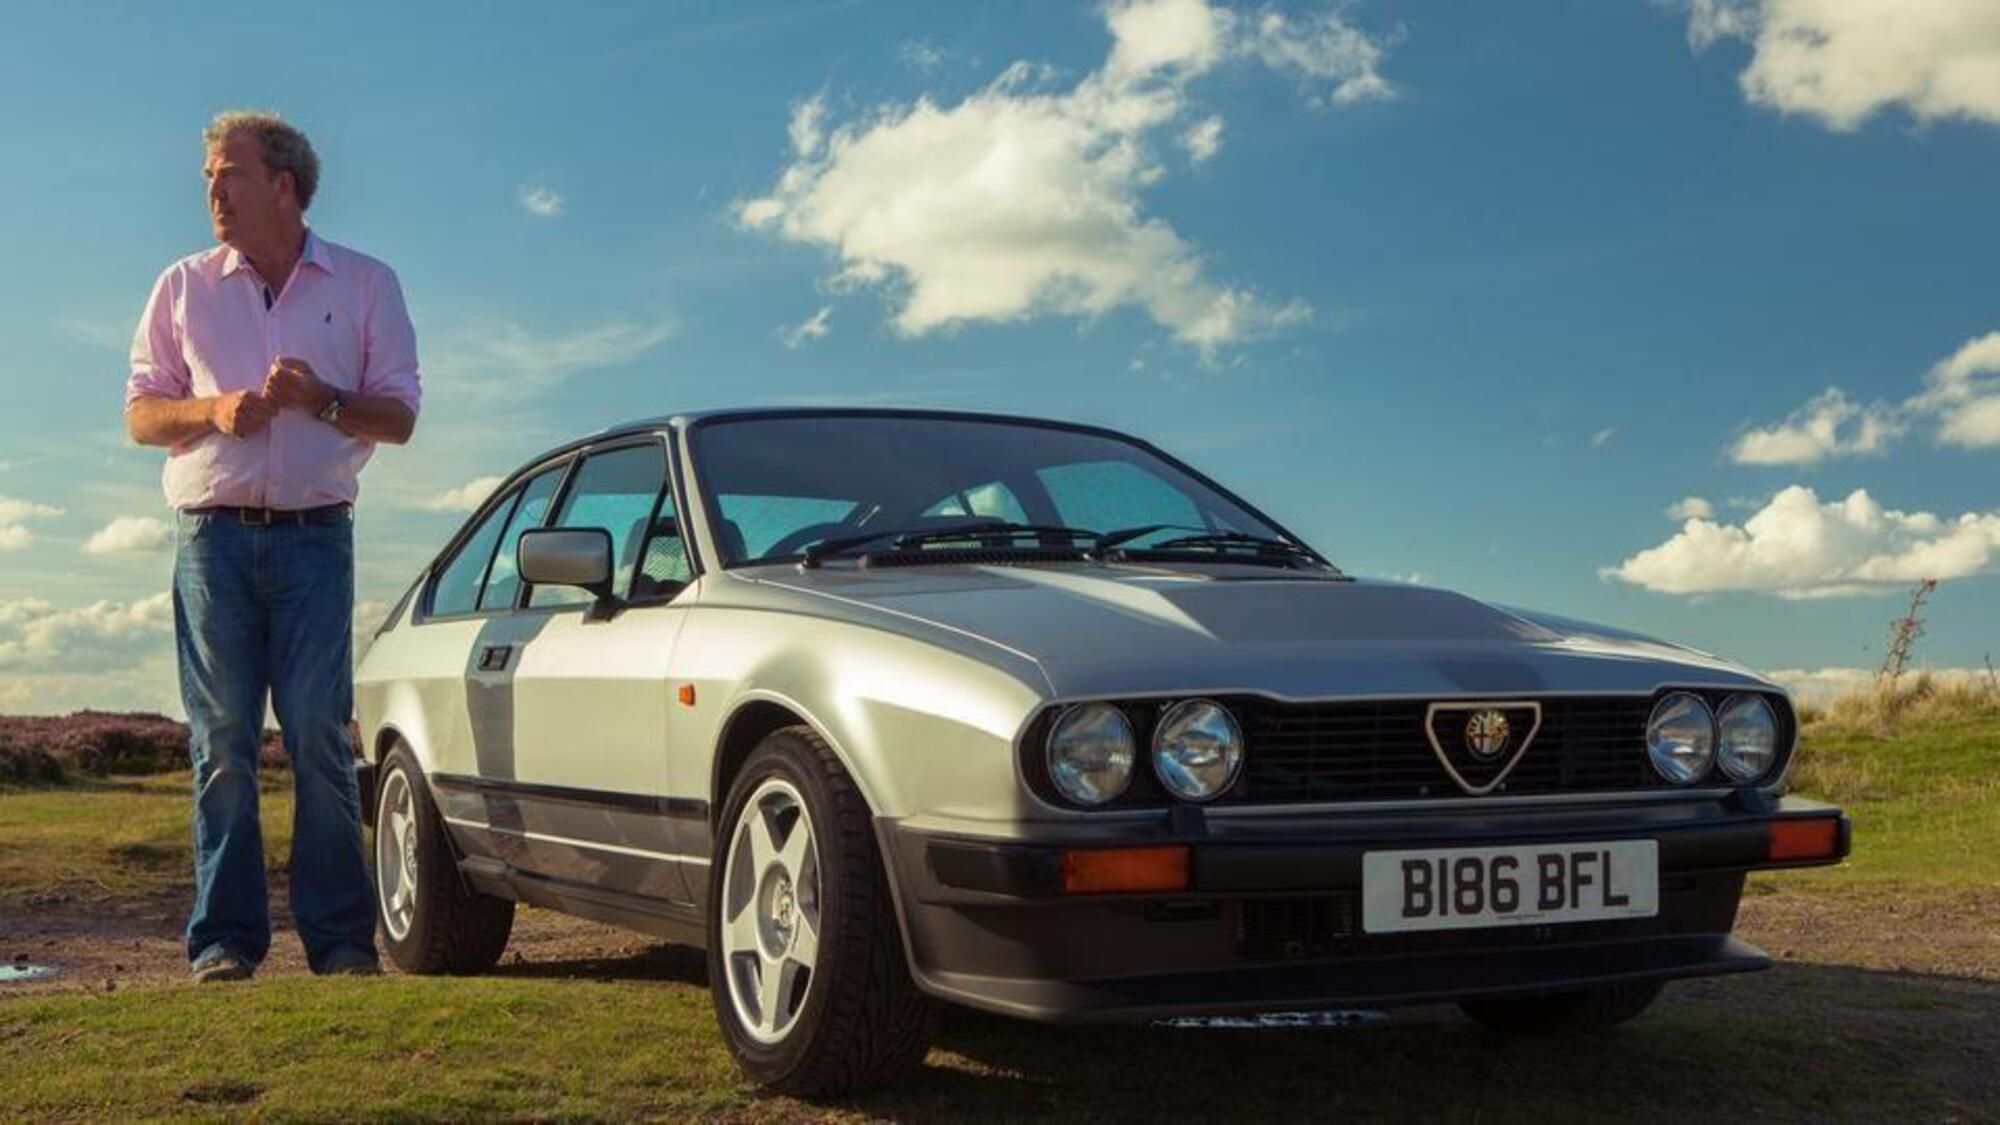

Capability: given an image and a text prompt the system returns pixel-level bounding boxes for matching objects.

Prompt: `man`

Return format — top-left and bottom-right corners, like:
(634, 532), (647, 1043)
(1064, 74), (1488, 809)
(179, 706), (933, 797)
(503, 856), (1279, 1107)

(125, 111), (420, 982)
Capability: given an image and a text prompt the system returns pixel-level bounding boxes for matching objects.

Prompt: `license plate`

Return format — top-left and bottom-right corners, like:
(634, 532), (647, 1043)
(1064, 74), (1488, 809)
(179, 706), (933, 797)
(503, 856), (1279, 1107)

(1361, 840), (1658, 933)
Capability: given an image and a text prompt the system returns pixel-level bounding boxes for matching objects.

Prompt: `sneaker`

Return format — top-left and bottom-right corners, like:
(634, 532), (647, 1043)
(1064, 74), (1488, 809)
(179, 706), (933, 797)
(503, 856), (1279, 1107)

(190, 950), (254, 983)
(318, 947), (381, 976)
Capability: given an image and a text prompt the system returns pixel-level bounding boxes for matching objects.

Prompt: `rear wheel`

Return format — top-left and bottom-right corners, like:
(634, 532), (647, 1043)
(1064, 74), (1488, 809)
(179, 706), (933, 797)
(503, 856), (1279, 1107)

(1459, 981), (1664, 1035)
(374, 745), (514, 974)
(708, 726), (934, 1096)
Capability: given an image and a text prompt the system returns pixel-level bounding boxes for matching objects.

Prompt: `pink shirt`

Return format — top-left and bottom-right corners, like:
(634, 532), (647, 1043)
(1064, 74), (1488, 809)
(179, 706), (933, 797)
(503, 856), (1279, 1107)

(125, 231), (421, 510)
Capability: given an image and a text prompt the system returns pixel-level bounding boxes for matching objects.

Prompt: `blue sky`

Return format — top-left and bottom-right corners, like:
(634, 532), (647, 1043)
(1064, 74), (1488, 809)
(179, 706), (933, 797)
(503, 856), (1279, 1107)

(1, 0), (1996, 714)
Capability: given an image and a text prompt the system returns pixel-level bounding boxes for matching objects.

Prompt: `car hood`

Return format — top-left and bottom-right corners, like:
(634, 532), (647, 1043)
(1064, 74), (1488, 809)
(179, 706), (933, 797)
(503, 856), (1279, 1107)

(742, 564), (1772, 700)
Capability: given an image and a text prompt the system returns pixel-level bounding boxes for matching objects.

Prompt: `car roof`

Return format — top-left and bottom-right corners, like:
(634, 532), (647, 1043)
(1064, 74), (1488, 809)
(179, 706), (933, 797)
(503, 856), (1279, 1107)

(506, 406), (1148, 484)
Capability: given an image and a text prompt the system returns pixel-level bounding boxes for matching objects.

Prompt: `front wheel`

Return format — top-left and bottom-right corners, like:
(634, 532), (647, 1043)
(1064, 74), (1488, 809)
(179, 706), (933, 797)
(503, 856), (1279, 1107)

(373, 745), (514, 974)
(1459, 980), (1664, 1036)
(708, 726), (933, 1096)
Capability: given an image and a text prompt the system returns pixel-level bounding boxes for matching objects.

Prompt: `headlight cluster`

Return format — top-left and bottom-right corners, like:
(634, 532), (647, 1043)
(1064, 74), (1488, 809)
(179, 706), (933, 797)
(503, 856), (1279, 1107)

(1645, 691), (1784, 785)
(1044, 698), (1244, 806)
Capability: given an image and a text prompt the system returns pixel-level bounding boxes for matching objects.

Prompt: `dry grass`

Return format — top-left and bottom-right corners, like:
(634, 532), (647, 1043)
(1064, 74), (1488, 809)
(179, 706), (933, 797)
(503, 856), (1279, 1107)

(1795, 671), (2000, 735)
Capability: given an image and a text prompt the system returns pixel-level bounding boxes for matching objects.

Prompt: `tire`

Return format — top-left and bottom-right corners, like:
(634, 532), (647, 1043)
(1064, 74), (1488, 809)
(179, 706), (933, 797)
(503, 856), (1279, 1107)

(707, 726), (934, 1096)
(373, 745), (515, 974)
(1459, 980), (1664, 1036)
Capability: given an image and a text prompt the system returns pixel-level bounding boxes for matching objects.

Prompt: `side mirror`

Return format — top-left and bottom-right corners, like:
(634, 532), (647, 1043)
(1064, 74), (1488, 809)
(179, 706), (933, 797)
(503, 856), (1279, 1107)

(517, 527), (617, 611)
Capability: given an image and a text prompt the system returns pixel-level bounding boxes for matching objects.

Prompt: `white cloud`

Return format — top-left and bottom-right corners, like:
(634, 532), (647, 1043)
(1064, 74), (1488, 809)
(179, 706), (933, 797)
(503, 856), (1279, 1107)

(422, 476), (506, 513)
(1180, 114), (1224, 161)
(1239, 4), (1397, 106)
(518, 184), (564, 218)
(425, 316), (675, 405)
(1910, 330), (2000, 448)
(0, 592), (175, 671)
(1683, 0), (2000, 130)
(779, 305), (834, 350)
(1729, 388), (1902, 465)
(0, 494), (62, 552)
(0, 496), (62, 523)
(1667, 495), (1717, 520)
(1590, 428), (1615, 449)
(1603, 485), (2000, 598)
(899, 38), (946, 72)
(1729, 331), (2000, 463)
(82, 515), (173, 555)
(1765, 666), (1996, 705)
(735, 0), (1390, 354)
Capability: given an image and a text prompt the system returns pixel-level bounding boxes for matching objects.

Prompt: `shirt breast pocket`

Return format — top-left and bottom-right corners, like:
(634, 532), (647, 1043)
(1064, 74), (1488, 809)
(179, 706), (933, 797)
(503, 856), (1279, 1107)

(307, 305), (366, 391)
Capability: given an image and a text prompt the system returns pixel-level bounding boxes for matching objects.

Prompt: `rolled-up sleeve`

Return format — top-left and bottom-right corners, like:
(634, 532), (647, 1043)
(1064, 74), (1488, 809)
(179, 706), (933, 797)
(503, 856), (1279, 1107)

(124, 267), (189, 409)
(361, 265), (421, 415)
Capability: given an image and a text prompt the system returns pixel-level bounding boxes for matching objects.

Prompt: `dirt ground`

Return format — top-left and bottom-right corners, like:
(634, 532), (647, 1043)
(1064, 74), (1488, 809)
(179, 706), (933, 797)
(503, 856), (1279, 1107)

(4, 878), (1996, 1120)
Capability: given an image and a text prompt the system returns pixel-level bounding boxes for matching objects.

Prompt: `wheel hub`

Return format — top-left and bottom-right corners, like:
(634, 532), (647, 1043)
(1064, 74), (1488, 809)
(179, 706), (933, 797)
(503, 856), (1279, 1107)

(758, 867), (796, 956)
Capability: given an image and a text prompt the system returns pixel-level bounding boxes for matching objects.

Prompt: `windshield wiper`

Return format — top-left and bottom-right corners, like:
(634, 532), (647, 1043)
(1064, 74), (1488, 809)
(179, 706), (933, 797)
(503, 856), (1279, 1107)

(800, 521), (1099, 568)
(1097, 527), (1336, 572)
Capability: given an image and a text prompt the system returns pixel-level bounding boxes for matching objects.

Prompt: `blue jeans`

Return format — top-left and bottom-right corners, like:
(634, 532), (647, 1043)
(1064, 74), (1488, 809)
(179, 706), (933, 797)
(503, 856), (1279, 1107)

(173, 509), (376, 973)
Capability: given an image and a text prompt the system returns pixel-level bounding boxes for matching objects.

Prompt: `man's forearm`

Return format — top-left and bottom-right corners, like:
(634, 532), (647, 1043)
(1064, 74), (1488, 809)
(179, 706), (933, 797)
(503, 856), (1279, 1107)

(332, 393), (416, 445)
(127, 395), (214, 447)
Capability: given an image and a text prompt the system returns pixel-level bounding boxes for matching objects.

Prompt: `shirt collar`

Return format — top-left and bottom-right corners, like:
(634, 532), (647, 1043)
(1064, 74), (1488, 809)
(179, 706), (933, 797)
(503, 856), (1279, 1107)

(218, 228), (333, 279)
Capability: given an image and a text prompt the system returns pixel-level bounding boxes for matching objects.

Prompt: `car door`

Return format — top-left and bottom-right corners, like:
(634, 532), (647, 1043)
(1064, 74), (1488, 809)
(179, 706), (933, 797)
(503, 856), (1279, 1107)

(402, 457), (572, 867)
(502, 437), (701, 904)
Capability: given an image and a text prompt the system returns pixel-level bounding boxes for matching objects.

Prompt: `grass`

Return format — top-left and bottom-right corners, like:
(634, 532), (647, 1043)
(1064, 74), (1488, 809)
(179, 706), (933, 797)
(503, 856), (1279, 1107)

(0, 774), (293, 906)
(0, 968), (1986, 1121)
(1779, 681), (2000, 895)
(1, 693), (1995, 1121)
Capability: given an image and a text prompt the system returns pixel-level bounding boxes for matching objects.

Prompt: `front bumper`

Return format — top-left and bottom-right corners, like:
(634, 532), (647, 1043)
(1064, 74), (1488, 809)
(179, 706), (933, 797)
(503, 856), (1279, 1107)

(877, 793), (1847, 1022)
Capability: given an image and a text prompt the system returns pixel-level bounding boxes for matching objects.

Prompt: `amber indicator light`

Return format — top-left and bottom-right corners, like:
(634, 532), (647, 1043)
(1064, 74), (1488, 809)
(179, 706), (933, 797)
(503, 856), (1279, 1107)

(676, 683), (697, 707)
(1060, 845), (1191, 894)
(1767, 818), (1839, 861)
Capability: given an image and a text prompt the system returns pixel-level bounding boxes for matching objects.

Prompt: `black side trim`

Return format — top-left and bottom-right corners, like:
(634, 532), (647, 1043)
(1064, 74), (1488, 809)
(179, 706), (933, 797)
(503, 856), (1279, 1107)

(433, 772), (709, 822)
(460, 856), (706, 946)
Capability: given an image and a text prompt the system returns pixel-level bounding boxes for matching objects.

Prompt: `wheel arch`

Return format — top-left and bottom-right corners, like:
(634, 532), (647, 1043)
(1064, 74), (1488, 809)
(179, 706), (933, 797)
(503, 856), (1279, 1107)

(710, 691), (884, 827)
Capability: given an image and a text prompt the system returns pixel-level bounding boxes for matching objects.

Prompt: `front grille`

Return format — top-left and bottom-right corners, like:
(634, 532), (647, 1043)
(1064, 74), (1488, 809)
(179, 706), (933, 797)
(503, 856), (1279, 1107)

(1237, 695), (1659, 804)
(1018, 689), (1791, 810)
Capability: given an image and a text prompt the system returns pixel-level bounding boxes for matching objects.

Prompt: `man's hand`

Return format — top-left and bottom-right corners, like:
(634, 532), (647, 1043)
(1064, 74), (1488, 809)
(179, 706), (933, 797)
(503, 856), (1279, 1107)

(263, 356), (335, 415)
(211, 390), (276, 438)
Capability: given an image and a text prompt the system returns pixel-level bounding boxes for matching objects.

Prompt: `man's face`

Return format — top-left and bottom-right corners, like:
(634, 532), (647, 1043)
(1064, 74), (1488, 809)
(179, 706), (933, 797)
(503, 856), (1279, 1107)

(203, 132), (291, 246)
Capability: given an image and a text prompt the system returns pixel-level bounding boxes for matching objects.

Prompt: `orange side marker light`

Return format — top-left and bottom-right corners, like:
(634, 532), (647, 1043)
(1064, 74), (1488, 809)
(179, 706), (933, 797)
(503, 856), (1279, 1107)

(1060, 845), (1191, 895)
(676, 683), (697, 707)
(1768, 818), (1840, 861)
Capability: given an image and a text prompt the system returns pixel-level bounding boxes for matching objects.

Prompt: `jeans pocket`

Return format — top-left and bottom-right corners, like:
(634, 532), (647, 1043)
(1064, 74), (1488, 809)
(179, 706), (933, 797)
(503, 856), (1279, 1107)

(177, 511), (214, 547)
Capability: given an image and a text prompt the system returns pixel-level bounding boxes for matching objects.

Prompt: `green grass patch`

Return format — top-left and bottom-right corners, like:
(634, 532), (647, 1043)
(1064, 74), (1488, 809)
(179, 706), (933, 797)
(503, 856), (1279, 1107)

(0, 773), (293, 906)
(1780, 712), (2000, 894)
(0, 971), (1978, 1122)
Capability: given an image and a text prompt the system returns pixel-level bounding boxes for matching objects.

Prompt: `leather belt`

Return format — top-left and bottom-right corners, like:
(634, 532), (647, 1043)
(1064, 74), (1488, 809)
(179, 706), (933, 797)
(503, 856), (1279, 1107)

(184, 503), (351, 527)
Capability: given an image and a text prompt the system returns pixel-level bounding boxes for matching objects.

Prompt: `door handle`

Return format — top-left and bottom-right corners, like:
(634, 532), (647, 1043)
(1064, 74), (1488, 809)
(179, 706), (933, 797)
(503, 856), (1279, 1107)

(478, 644), (513, 672)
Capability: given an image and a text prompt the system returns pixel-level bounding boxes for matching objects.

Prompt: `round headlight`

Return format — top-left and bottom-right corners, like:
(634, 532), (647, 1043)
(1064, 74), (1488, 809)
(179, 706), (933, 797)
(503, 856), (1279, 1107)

(1716, 693), (1780, 782)
(1646, 692), (1715, 785)
(1045, 703), (1136, 806)
(1151, 699), (1244, 802)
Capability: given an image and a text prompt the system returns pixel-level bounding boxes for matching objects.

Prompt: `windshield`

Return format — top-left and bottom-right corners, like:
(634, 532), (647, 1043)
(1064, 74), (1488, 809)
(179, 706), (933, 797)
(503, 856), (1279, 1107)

(689, 415), (1301, 567)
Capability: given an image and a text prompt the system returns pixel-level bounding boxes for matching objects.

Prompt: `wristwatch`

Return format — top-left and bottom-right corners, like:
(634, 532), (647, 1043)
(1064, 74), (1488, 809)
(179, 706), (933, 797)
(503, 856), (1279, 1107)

(316, 388), (346, 424)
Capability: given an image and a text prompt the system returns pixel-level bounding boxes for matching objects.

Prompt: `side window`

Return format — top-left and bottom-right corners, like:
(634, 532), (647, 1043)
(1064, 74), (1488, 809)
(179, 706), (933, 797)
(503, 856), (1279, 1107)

(632, 487), (692, 601)
(480, 463), (567, 612)
(923, 480), (1028, 524)
(1038, 460), (1204, 532)
(529, 444), (668, 608)
(428, 489), (519, 617)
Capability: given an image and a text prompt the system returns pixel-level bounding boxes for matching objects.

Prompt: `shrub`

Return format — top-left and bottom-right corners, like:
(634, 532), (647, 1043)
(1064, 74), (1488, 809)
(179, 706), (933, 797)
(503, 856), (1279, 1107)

(0, 711), (358, 783)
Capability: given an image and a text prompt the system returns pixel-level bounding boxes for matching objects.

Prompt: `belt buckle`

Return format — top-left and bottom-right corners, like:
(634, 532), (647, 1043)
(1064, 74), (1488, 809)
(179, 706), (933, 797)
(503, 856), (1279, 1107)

(240, 507), (273, 527)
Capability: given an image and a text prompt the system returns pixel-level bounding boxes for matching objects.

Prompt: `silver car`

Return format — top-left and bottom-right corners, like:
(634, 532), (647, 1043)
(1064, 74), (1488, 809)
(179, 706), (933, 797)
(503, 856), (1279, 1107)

(355, 408), (1848, 1095)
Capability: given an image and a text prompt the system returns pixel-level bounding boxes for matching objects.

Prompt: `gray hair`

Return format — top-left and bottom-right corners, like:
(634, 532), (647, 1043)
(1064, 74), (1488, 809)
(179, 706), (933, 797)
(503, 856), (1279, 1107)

(203, 110), (320, 211)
